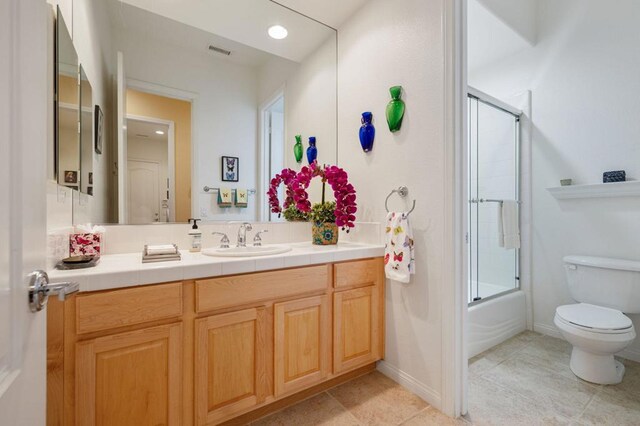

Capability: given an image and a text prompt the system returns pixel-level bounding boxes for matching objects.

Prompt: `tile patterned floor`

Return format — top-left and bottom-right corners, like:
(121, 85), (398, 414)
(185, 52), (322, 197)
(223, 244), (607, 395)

(252, 332), (640, 425)
(468, 331), (640, 426)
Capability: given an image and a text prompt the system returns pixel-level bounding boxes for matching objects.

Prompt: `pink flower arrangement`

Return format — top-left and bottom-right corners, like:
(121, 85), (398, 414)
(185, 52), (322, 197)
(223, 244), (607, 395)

(291, 161), (357, 231)
(267, 168), (298, 216)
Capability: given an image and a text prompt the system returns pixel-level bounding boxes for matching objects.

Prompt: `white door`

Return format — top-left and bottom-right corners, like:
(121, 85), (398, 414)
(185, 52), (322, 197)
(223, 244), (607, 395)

(117, 51), (128, 223)
(127, 160), (160, 224)
(0, 0), (49, 423)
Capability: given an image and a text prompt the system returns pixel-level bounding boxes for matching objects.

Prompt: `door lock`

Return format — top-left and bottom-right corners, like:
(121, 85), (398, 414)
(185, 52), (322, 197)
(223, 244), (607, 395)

(28, 270), (79, 312)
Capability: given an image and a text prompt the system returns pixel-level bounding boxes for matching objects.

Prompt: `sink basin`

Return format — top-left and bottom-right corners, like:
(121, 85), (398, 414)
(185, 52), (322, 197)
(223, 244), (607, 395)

(202, 245), (292, 258)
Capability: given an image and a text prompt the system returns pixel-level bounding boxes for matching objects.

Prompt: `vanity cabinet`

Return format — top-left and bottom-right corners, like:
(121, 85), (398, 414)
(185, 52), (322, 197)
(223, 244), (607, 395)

(76, 323), (183, 426)
(195, 308), (268, 425)
(274, 295), (332, 397)
(47, 258), (384, 426)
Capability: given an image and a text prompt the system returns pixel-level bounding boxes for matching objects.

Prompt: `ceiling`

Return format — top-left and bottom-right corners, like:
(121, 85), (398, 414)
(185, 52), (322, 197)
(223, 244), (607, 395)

(127, 119), (169, 142)
(273, 0), (369, 29)
(108, 1), (275, 68)
(468, 0), (534, 74)
(113, 0), (336, 63)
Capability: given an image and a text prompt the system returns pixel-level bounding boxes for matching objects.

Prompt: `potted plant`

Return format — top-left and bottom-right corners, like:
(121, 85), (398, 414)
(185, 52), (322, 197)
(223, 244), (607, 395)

(282, 204), (309, 222)
(292, 162), (357, 245)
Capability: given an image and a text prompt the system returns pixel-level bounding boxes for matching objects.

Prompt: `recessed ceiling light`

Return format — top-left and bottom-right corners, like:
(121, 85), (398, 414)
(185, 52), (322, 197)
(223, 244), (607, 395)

(155, 130), (165, 135)
(268, 25), (288, 40)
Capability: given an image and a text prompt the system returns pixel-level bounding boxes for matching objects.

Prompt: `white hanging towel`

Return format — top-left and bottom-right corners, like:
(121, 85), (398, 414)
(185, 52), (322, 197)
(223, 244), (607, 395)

(498, 200), (520, 249)
(384, 212), (415, 283)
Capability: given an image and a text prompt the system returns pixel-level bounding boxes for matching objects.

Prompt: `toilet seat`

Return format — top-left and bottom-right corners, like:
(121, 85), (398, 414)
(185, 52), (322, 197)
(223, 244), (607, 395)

(556, 303), (633, 334)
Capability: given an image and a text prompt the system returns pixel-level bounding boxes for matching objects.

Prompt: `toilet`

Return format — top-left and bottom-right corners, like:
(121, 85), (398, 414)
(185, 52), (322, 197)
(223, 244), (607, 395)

(554, 255), (639, 385)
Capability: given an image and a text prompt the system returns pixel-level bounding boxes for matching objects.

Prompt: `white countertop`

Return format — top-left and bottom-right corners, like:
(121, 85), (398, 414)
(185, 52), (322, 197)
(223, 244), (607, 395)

(48, 242), (385, 293)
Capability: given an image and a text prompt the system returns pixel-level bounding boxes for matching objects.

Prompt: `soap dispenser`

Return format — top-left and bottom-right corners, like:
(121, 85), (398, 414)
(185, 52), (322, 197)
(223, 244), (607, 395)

(188, 219), (202, 252)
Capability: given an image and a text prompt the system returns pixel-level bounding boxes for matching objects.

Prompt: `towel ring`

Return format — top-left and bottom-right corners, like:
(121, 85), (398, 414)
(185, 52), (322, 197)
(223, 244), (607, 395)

(385, 186), (416, 216)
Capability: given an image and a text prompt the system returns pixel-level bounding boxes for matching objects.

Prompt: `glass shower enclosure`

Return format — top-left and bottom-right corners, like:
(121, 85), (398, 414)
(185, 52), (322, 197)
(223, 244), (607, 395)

(468, 89), (520, 304)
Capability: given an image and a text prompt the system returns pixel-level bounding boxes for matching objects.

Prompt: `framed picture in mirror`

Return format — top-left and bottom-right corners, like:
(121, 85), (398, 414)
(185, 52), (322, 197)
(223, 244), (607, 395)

(64, 170), (78, 184)
(221, 156), (239, 182)
(94, 105), (103, 154)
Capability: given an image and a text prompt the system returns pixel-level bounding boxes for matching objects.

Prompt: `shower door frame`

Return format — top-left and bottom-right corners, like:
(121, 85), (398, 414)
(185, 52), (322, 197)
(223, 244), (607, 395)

(467, 87), (522, 307)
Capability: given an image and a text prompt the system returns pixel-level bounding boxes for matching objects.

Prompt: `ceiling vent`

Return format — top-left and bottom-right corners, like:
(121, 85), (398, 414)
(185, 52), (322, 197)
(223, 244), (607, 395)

(135, 134), (149, 138)
(208, 45), (232, 56)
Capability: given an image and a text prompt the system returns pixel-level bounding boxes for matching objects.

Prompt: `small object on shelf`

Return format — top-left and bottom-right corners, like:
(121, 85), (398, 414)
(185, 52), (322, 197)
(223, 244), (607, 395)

(56, 255), (99, 270)
(359, 112), (375, 152)
(386, 85), (405, 132)
(188, 219), (202, 252)
(142, 244), (181, 263)
(307, 137), (318, 164)
(603, 170), (626, 183)
(293, 134), (303, 163)
(560, 179), (573, 186)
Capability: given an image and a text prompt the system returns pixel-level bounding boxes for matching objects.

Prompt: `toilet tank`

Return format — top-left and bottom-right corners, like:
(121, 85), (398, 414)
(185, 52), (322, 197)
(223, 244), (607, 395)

(564, 255), (640, 314)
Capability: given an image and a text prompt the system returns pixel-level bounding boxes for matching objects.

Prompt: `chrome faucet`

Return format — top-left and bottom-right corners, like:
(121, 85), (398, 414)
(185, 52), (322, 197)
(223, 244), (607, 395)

(236, 222), (253, 247)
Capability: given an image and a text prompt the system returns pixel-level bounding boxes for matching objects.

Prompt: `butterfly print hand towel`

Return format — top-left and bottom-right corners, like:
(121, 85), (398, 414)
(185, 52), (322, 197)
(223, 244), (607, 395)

(384, 212), (415, 283)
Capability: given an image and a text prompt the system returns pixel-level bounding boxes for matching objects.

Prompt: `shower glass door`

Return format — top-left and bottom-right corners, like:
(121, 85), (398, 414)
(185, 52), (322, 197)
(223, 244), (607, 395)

(468, 93), (520, 304)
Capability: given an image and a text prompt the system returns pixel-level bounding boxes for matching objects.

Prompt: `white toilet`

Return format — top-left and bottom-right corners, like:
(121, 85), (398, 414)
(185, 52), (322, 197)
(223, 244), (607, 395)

(554, 255), (639, 385)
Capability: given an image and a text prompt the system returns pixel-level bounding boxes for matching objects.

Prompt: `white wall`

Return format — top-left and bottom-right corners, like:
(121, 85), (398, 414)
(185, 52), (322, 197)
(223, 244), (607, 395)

(338, 0), (450, 409)
(469, 0), (640, 361)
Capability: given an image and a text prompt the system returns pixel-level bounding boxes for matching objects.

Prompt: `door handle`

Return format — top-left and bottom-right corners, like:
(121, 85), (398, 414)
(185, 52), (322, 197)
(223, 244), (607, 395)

(28, 270), (79, 312)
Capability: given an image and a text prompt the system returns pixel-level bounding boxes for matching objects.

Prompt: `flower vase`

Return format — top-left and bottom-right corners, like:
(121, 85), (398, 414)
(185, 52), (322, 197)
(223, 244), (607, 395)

(293, 134), (303, 163)
(312, 222), (339, 245)
(306, 136), (318, 164)
(386, 86), (405, 132)
(359, 111), (375, 152)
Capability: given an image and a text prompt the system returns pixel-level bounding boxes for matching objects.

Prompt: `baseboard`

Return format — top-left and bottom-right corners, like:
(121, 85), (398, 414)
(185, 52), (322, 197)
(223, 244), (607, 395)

(376, 361), (441, 410)
(619, 347), (640, 363)
(533, 322), (562, 338)
(535, 322), (640, 363)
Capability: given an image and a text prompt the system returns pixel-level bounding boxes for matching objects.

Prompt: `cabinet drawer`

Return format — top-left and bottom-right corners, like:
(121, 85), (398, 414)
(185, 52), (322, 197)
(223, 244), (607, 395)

(76, 282), (183, 334)
(334, 258), (383, 289)
(195, 265), (331, 313)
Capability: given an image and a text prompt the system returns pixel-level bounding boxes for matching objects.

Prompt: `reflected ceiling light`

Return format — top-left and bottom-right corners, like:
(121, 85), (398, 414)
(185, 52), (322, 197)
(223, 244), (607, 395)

(268, 25), (288, 40)
(155, 130), (165, 135)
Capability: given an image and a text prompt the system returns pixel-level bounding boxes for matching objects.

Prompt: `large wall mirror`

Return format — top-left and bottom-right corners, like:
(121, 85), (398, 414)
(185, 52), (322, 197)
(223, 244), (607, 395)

(67, 0), (337, 225)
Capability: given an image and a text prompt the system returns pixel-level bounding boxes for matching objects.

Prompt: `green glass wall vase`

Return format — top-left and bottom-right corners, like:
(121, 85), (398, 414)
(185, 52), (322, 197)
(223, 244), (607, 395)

(293, 134), (303, 163)
(386, 85), (405, 132)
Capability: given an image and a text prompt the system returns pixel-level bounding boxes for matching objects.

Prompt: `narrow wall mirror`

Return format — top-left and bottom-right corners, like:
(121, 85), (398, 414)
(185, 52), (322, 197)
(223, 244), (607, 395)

(67, 0), (337, 225)
(79, 66), (93, 195)
(55, 7), (80, 191)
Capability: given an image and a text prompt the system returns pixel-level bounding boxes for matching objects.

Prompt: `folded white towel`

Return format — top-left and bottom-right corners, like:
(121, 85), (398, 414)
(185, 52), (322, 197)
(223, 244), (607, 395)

(498, 200), (520, 249)
(146, 244), (178, 256)
(384, 212), (415, 284)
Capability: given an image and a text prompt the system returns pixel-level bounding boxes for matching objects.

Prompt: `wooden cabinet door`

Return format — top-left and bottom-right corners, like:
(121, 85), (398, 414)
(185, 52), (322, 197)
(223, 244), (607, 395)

(195, 308), (267, 425)
(274, 295), (331, 397)
(76, 323), (183, 426)
(334, 286), (381, 374)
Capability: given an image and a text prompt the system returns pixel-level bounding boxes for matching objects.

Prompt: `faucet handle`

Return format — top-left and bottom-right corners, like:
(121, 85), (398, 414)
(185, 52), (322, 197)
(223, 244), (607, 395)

(211, 232), (230, 248)
(253, 230), (269, 246)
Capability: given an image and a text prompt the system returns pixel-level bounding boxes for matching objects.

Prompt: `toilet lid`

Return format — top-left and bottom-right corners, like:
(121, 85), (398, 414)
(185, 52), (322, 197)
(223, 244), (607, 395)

(556, 303), (633, 331)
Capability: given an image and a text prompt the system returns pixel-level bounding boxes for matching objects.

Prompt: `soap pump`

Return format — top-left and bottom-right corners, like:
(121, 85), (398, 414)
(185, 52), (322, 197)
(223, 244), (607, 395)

(188, 218), (202, 252)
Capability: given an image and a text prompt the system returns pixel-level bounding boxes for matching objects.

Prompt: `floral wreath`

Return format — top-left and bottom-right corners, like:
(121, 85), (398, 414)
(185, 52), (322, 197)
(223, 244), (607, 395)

(267, 168), (298, 216)
(291, 161), (357, 230)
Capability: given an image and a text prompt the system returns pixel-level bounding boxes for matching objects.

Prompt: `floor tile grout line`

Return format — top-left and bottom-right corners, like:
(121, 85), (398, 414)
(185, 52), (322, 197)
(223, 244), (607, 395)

(323, 390), (365, 426)
(572, 385), (602, 423)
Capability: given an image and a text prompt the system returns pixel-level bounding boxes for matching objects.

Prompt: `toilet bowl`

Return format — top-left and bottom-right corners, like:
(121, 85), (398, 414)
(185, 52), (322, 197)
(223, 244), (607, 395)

(554, 303), (635, 384)
(557, 255), (640, 385)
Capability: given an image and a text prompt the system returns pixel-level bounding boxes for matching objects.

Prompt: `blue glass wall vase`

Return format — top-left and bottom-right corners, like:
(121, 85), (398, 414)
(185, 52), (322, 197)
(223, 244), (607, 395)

(306, 136), (318, 164)
(359, 112), (375, 152)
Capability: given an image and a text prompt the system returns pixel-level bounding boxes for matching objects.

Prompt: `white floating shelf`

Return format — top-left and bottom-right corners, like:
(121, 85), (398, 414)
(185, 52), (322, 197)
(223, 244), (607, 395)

(547, 180), (640, 200)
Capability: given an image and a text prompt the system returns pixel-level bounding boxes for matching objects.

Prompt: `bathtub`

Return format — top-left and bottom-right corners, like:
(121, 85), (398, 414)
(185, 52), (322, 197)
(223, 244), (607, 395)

(467, 290), (527, 358)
